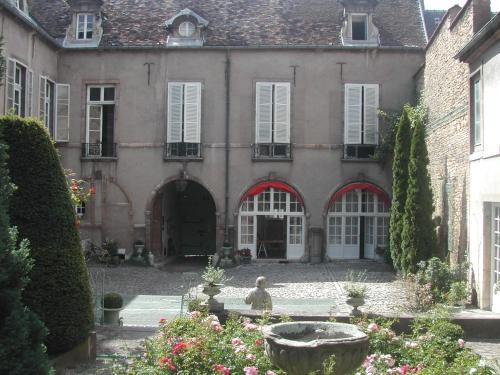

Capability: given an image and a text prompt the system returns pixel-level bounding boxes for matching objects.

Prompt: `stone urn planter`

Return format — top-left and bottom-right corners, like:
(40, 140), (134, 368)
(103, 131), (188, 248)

(346, 297), (365, 315)
(102, 292), (124, 326)
(263, 321), (368, 375)
(201, 284), (224, 312)
(103, 307), (122, 325)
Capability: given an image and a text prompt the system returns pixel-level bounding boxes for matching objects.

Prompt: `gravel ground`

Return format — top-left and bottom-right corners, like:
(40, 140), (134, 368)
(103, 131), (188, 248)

(88, 258), (411, 314)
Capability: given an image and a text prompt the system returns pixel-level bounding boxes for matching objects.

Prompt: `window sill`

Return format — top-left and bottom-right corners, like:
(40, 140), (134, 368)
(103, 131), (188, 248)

(81, 156), (118, 162)
(469, 150), (484, 162)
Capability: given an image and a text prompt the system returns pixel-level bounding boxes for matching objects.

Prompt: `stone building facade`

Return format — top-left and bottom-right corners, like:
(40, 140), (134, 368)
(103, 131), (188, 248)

(0, 0), (428, 264)
(420, 0), (492, 264)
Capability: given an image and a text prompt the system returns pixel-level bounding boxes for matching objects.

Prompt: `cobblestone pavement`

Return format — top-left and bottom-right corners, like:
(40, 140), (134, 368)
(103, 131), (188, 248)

(88, 258), (411, 315)
(466, 340), (500, 373)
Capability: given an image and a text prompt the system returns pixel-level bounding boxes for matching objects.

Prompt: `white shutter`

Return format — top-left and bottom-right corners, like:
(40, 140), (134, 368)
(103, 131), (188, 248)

(274, 83), (290, 143)
(39, 76), (46, 125)
(364, 84), (379, 145)
(345, 84), (362, 144)
(6, 59), (15, 113)
(183, 82), (201, 143)
(255, 82), (272, 143)
(167, 83), (183, 143)
(55, 84), (70, 142)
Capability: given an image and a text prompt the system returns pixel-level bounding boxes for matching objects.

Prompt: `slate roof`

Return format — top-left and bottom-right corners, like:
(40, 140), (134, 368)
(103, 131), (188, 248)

(21, 0), (427, 48)
(423, 9), (446, 39)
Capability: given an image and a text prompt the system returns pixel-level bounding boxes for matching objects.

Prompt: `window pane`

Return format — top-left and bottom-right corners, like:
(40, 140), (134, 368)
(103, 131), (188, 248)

(89, 87), (100, 101)
(345, 191), (359, 212)
(104, 87), (115, 101)
(352, 15), (367, 40)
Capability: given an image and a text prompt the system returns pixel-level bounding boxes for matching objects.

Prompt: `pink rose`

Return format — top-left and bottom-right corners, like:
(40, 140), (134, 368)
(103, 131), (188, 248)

(244, 366), (258, 375)
(159, 317), (167, 324)
(211, 321), (222, 332)
(266, 372), (276, 375)
(231, 338), (243, 346)
(458, 338), (465, 349)
(244, 323), (259, 331)
(246, 353), (256, 361)
(367, 323), (380, 333)
(190, 311), (201, 319)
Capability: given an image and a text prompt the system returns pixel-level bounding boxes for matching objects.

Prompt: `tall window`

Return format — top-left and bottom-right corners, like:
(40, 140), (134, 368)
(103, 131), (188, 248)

(351, 14), (368, 41)
(255, 82), (291, 158)
(40, 77), (71, 142)
(77, 14), (94, 40)
(471, 75), (482, 150)
(166, 82), (202, 158)
(493, 205), (500, 288)
(344, 83), (379, 158)
(6, 59), (33, 117)
(85, 86), (116, 157)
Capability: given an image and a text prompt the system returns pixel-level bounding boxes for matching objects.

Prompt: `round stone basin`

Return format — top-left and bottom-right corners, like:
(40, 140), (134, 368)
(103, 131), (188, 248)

(262, 321), (368, 375)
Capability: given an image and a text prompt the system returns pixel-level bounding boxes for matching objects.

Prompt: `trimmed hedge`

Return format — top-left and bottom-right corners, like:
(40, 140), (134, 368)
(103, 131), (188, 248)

(0, 115), (93, 355)
(0, 130), (52, 374)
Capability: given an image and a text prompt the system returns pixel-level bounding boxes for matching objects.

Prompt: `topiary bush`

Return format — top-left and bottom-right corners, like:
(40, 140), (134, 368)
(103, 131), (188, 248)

(0, 115), (93, 355)
(103, 293), (123, 309)
(0, 132), (53, 374)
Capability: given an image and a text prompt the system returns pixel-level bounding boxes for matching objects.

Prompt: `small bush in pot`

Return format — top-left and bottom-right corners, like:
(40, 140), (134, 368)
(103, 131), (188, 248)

(102, 292), (123, 325)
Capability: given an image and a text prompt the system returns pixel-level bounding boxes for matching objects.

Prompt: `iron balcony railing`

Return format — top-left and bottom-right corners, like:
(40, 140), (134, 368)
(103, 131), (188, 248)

(343, 144), (378, 160)
(164, 142), (202, 159)
(81, 143), (117, 158)
(253, 143), (292, 159)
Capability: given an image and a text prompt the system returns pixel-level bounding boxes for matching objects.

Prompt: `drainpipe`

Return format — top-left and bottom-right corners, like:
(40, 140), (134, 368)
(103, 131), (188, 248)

(223, 50), (231, 247)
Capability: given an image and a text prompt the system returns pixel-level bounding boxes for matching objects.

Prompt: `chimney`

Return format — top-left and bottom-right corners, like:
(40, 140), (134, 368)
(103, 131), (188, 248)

(472, 0), (491, 33)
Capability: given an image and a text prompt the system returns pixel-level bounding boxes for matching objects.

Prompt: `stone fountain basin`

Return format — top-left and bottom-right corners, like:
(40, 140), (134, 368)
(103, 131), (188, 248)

(262, 321), (368, 375)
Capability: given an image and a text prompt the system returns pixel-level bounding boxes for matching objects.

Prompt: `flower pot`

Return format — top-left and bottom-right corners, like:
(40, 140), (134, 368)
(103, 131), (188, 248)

(147, 252), (155, 266)
(202, 284), (224, 312)
(346, 297), (365, 315)
(240, 255), (252, 265)
(134, 244), (144, 256)
(103, 307), (122, 325)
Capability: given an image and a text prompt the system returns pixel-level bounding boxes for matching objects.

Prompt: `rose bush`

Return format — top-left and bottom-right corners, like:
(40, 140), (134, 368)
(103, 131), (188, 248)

(110, 310), (493, 375)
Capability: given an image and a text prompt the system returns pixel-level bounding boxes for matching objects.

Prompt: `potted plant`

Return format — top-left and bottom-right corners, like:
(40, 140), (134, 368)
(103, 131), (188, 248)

(201, 256), (231, 312)
(102, 239), (119, 264)
(375, 246), (385, 257)
(237, 248), (252, 265)
(134, 240), (145, 257)
(344, 270), (367, 315)
(143, 248), (155, 266)
(102, 292), (123, 325)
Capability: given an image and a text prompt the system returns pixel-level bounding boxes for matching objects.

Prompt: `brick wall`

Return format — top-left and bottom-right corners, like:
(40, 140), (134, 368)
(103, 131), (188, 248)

(422, 5), (474, 264)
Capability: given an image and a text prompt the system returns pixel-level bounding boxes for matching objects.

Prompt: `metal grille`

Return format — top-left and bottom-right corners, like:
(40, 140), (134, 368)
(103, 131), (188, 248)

(81, 143), (117, 158)
(253, 143), (291, 159)
(164, 142), (201, 158)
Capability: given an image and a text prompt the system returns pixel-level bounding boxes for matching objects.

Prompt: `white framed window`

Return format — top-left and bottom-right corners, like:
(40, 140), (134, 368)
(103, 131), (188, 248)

(77, 13), (94, 40)
(471, 74), (482, 150)
(15, 0), (27, 12)
(179, 21), (196, 37)
(376, 216), (389, 247)
(289, 216), (303, 245)
(351, 14), (368, 41)
(344, 83), (379, 158)
(39, 77), (70, 141)
(166, 82), (202, 158)
(75, 201), (86, 218)
(345, 216), (359, 245)
(328, 216), (342, 245)
(493, 205), (500, 288)
(240, 215), (255, 245)
(6, 59), (33, 117)
(85, 86), (116, 157)
(255, 82), (291, 158)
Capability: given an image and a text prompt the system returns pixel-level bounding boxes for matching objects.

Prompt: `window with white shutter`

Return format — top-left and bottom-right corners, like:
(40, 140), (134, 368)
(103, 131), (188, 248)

(344, 83), (379, 159)
(6, 59), (29, 117)
(39, 76), (56, 138)
(166, 82), (202, 158)
(255, 82), (291, 159)
(56, 84), (70, 142)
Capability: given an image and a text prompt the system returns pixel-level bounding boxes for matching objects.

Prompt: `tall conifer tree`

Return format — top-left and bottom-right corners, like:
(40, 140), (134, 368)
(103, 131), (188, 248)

(0, 134), (52, 374)
(389, 106), (412, 270)
(400, 114), (437, 274)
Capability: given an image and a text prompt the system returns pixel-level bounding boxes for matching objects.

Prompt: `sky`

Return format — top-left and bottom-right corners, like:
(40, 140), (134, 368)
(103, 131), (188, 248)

(425, 0), (500, 11)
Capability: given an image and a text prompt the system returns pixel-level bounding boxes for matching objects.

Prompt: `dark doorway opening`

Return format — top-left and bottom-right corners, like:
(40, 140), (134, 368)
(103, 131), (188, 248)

(359, 216), (365, 259)
(160, 180), (216, 257)
(257, 216), (286, 259)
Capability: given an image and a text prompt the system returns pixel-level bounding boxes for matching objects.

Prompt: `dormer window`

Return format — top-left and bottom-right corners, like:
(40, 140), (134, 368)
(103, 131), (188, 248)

(179, 21), (196, 37)
(77, 13), (94, 40)
(165, 8), (209, 47)
(15, 0), (27, 12)
(351, 14), (368, 41)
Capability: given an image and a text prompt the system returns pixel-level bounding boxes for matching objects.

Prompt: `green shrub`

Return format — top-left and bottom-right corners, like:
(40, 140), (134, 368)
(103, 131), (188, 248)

(0, 133), (53, 374)
(103, 293), (124, 309)
(447, 281), (469, 306)
(0, 115), (93, 355)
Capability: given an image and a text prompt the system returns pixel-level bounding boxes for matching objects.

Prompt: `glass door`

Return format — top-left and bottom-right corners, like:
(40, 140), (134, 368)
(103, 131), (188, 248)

(492, 205), (500, 312)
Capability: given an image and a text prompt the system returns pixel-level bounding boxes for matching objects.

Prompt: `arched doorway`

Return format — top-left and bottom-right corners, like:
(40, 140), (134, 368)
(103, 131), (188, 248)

(151, 180), (216, 258)
(238, 181), (305, 260)
(326, 183), (390, 260)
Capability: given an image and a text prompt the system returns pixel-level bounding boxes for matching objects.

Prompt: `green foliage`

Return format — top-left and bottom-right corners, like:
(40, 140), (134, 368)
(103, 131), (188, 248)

(356, 313), (494, 374)
(103, 293), (123, 309)
(0, 115), (93, 354)
(389, 105), (412, 271)
(0, 134), (52, 374)
(400, 112), (437, 274)
(201, 256), (231, 286)
(344, 270), (368, 298)
(111, 313), (285, 374)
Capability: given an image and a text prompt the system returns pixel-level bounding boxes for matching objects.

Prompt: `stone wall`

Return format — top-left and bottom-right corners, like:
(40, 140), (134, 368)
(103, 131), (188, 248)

(422, 5), (474, 264)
